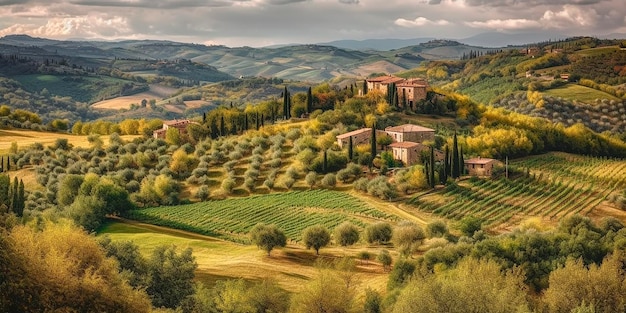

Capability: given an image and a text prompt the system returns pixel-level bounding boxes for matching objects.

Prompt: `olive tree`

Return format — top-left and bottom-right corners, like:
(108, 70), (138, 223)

(334, 221), (360, 247)
(302, 225), (331, 255)
(249, 223), (287, 256)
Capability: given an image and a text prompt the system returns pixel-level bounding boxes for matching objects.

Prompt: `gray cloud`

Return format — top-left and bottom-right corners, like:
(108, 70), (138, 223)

(0, 0), (624, 47)
(463, 0), (605, 6)
(69, 0), (233, 8)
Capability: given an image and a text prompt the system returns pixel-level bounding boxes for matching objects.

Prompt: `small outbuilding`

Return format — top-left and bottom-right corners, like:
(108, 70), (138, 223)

(464, 157), (497, 177)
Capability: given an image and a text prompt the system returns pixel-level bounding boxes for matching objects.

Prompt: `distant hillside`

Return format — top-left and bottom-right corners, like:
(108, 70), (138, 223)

(316, 37), (435, 51)
(0, 35), (493, 82)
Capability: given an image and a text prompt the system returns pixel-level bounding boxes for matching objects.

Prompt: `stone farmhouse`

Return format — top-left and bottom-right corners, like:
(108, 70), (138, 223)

(464, 157), (497, 177)
(366, 75), (429, 108)
(153, 119), (194, 139)
(336, 123), (440, 166)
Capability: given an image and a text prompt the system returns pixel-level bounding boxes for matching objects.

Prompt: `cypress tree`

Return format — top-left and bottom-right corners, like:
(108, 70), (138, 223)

(230, 117), (237, 135)
(452, 132), (460, 178)
(220, 115), (226, 137)
(202, 112), (207, 123)
(306, 87), (313, 114)
(6, 156), (9, 172)
(429, 146), (436, 188)
(9, 176), (17, 214)
(286, 92), (291, 119)
(244, 114), (249, 130)
(438, 165), (446, 185)
(255, 112), (260, 130)
(370, 124), (377, 163)
(210, 117), (219, 139)
(0, 156), (3, 173)
(261, 114), (264, 127)
(283, 86), (289, 119)
(16, 179), (24, 217)
(348, 136), (353, 161)
(443, 145), (451, 180)
(459, 146), (465, 176)
(362, 80), (368, 95)
(323, 150), (328, 174)
(425, 161), (431, 187)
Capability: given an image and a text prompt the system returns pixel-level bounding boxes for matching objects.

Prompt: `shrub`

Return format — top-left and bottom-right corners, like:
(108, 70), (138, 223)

(365, 222), (393, 244)
(321, 173), (337, 188)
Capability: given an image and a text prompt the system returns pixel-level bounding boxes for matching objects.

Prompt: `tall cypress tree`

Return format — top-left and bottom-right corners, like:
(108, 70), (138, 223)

(306, 87), (313, 114)
(286, 92), (291, 119)
(370, 124), (377, 163)
(9, 176), (17, 214)
(220, 115), (226, 137)
(323, 150), (328, 174)
(429, 146), (436, 188)
(459, 146), (465, 176)
(244, 114), (249, 130)
(230, 117), (237, 135)
(261, 114), (264, 127)
(444, 145), (450, 179)
(15, 179), (24, 217)
(283, 86), (288, 119)
(362, 80), (368, 95)
(452, 132), (460, 178)
(348, 136), (353, 161)
(255, 112), (260, 130)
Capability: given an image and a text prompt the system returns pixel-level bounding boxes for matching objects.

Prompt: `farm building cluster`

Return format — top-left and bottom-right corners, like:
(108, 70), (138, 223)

(365, 75), (429, 108)
(337, 123), (496, 176)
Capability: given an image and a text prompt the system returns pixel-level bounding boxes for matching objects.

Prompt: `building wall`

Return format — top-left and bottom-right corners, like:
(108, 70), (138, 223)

(392, 146), (421, 166)
(385, 130), (434, 143)
(337, 131), (371, 149)
(466, 162), (495, 177)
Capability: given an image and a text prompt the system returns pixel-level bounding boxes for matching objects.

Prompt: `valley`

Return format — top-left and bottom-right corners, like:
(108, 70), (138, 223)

(1, 34), (626, 312)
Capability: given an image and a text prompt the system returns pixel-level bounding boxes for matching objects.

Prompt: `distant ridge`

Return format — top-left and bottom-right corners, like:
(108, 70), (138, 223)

(457, 32), (568, 47)
(316, 38), (436, 51)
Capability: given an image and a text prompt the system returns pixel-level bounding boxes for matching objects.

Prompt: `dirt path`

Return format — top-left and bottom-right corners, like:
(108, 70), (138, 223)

(107, 216), (235, 244)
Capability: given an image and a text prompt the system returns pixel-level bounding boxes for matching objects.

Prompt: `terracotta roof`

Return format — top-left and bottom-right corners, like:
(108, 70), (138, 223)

(385, 124), (435, 133)
(163, 119), (191, 126)
(336, 128), (371, 139)
(397, 79), (428, 87)
(389, 141), (420, 149)
(464, 157), (496, 165)
(367, 75), (398, 82)
(380, 76), (406, 84)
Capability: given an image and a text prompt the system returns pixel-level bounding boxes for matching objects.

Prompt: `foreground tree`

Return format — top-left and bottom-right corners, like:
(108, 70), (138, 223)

(334, 221), (360, 247)
(392, 257), (529, 313)
(365, 222), (393, 244)
(249, 223), (287, 256)
(146, 245), (197, 309)
(392, 221), (426, 257)
(290, 269), (357, 313)
(302, 225), (331, 255)
(0, 221), (151, 312)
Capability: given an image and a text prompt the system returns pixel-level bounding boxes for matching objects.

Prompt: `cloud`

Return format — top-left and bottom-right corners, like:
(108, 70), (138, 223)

(540, 4), (598, 28)
(69, 0), (232, 8)
(338, 0), (358, 4)
(466, 18), (541, 30)
(461, 0), (605, 7)
(0, 15), (131, 38)
(395, 17), (450, 27)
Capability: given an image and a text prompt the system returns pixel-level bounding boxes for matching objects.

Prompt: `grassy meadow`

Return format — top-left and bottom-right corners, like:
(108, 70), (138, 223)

(0, 129), (140, 153)
(98, 219), (392, 293)
(543, 83), (620, 102)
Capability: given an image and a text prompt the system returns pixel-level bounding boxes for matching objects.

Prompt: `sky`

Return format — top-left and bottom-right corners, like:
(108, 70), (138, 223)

(0, 0), (624, 47)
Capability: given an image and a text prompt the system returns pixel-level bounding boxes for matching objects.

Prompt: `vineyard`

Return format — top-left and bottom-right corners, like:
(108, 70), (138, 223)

(125, 189), (398, 243)
(407, 152), (626, 227)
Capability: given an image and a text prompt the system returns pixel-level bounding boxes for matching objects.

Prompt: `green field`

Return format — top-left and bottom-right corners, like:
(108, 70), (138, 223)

(543, 83), (619, 102)
(407, 152), (626, 229)
(125, 189), (400, 243)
